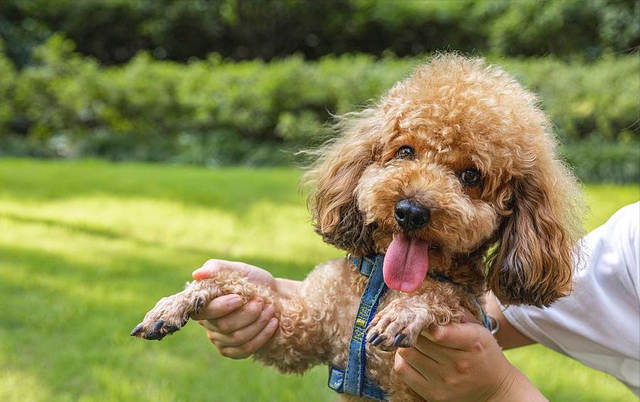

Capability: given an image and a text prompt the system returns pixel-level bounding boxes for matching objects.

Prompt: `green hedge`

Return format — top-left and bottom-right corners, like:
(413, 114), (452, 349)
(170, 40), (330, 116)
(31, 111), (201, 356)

(0, 35), (638, 182)
(562, 139), (639, 184)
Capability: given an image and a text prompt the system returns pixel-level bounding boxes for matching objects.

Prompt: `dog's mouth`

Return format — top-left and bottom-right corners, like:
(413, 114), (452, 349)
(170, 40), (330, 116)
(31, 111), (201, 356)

(383, 233), (439, 293)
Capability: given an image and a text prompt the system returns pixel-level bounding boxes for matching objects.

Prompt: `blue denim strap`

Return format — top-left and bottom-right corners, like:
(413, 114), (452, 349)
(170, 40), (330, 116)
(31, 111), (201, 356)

(341, 254), (388, 399)
(328, 365), (387, 401)
(353, 254), (377, 277)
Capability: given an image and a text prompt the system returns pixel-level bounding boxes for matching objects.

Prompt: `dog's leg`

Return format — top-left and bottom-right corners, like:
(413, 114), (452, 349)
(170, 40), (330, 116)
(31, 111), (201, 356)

(131, 269), (269, 340)
(253, 259), (357, 374)
(252, 293), (335, 374)
(365, 289), (468, 350)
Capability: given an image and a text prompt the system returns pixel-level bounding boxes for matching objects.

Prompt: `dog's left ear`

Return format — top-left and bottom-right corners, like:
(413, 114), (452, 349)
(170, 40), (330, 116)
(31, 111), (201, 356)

(305, 109), (387, 255)
(488, 154), (582, 308)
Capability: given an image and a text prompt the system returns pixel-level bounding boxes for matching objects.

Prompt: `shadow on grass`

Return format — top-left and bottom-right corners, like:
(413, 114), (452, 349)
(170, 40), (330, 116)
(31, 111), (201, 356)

(0, 213), (122, 239)
(0, 212), (330, 277)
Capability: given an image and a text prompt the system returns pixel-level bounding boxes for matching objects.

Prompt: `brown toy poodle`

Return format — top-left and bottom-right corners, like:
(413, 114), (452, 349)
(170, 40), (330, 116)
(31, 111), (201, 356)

(131, 54), (583, 402)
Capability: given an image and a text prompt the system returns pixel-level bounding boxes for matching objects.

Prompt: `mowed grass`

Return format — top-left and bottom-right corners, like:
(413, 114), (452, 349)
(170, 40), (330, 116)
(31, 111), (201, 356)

(0, 158), (637, 402)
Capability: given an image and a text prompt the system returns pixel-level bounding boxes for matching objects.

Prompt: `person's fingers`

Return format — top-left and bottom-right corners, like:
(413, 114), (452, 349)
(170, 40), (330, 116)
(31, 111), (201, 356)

(209, 305), (275, 346)
(216, 317), (279, 359)
(200, 319), (217, 332)
(412, 336), (445, 363)
(393, 351), (431, 400)
(191, 294), (244, 320)
(397, 346), (440, 378)
(413, 333), (473, 367)
(421, 321), (487, 351)
(207, 298), (265, 334)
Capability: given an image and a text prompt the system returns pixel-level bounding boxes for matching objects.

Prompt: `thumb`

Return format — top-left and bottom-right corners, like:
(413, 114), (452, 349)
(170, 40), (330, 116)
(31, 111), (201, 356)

(193, 259), (235, 280)
(192, 266), (213, 280)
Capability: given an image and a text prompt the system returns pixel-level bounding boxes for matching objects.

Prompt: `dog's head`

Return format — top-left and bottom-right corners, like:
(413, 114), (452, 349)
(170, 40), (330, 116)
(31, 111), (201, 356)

(307, 54), (582, 307)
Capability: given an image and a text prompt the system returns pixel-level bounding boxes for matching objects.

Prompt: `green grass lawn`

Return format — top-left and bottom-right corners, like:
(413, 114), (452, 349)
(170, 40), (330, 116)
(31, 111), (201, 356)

(0, 159), (637, 402)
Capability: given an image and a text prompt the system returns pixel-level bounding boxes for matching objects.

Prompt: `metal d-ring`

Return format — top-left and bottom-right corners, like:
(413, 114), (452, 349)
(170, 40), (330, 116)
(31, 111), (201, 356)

(487, 313), (500, 335)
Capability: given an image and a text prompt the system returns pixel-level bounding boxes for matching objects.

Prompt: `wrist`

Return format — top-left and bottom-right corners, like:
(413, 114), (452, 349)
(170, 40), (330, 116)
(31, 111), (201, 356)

(486, 368), (548, 402)
(485, 292), (536, 350)
(275, 278), (301, 297)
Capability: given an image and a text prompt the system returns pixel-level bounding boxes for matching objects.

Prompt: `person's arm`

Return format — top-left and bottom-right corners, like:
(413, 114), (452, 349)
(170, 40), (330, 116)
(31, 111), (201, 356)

(190, 259), (301, 359)
(484, 292), (536, 350)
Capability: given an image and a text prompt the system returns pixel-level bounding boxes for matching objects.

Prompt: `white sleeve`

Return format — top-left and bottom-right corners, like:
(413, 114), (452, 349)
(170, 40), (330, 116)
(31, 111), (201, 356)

(500, 202), (640, 396)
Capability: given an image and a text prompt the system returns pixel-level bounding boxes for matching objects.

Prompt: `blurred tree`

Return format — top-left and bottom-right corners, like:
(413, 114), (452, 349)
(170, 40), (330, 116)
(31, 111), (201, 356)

(1, 0), (637, 67)
(474, 0), (639, 59)
(0, 39), (16, 128)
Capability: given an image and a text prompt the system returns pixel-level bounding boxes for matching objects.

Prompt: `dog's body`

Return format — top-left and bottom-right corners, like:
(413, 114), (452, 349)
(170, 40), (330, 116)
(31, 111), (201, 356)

(132, 54), (583, 402)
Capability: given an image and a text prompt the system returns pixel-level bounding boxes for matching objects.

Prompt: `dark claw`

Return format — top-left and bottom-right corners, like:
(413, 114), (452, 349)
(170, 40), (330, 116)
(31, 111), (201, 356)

(195, 297), (204, 315)
(165, 324), (180, 334)
(371, 334), (386, 346)
(130, 323), (144, 337)
(367, 331), (379, 343)
(153, 319), (165, 332)
(393, 333), (407, 347)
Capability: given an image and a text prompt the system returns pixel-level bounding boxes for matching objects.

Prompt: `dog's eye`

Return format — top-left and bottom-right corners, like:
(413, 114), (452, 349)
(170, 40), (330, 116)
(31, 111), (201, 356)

(396, 145), (414, 160)
(460, 168), (481, 186)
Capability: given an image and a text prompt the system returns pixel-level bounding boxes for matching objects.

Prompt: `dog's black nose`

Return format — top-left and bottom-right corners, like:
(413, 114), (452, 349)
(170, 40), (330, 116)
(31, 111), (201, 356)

(394, 199), (430, 231)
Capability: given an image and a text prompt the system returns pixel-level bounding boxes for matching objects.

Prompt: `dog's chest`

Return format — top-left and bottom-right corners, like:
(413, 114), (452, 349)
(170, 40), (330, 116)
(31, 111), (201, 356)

(327, 278), (396, 377)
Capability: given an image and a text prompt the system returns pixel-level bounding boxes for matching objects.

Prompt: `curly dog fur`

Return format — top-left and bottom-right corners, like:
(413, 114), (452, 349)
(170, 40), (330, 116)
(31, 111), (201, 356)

(133, 54), (583, 402)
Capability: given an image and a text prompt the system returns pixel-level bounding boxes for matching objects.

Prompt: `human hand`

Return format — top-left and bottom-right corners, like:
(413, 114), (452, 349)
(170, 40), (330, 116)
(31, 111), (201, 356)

(394, 312), (547, 402)
(191, 259), (279, 359)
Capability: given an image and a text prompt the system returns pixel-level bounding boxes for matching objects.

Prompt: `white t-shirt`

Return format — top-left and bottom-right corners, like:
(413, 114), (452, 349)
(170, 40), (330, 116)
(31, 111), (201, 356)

(501, 202), (640, 397)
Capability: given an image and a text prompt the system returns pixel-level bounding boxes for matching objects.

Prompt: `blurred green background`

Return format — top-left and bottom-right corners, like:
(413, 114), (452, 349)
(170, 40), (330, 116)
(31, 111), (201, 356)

(0, 0), (638, 182)
(0, 1), (638, 401)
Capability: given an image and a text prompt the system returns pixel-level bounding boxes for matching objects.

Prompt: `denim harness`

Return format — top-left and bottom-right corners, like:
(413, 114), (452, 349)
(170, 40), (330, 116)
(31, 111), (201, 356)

(327, 254), (493, 401)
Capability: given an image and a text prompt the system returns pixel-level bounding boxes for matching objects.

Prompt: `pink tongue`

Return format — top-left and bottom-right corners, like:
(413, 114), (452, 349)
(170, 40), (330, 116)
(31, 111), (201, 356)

(383, 234), (430, 293)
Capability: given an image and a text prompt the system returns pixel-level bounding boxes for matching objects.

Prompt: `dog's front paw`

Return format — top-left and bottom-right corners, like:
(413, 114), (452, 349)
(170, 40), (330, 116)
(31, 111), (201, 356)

(366, 299), (433, 350)
(130, 292), (206, 341)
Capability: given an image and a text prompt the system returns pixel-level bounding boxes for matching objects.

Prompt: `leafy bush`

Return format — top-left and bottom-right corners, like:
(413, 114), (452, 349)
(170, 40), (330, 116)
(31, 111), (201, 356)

(562, 138), (640, 184)
(499, 57), (639, 142)
(0, 36), (638, 182)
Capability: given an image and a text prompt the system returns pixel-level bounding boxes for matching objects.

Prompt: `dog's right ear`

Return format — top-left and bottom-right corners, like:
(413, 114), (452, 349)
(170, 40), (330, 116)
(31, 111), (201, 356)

(487, 149), (583, 308)
(305, 109), (386, 255)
